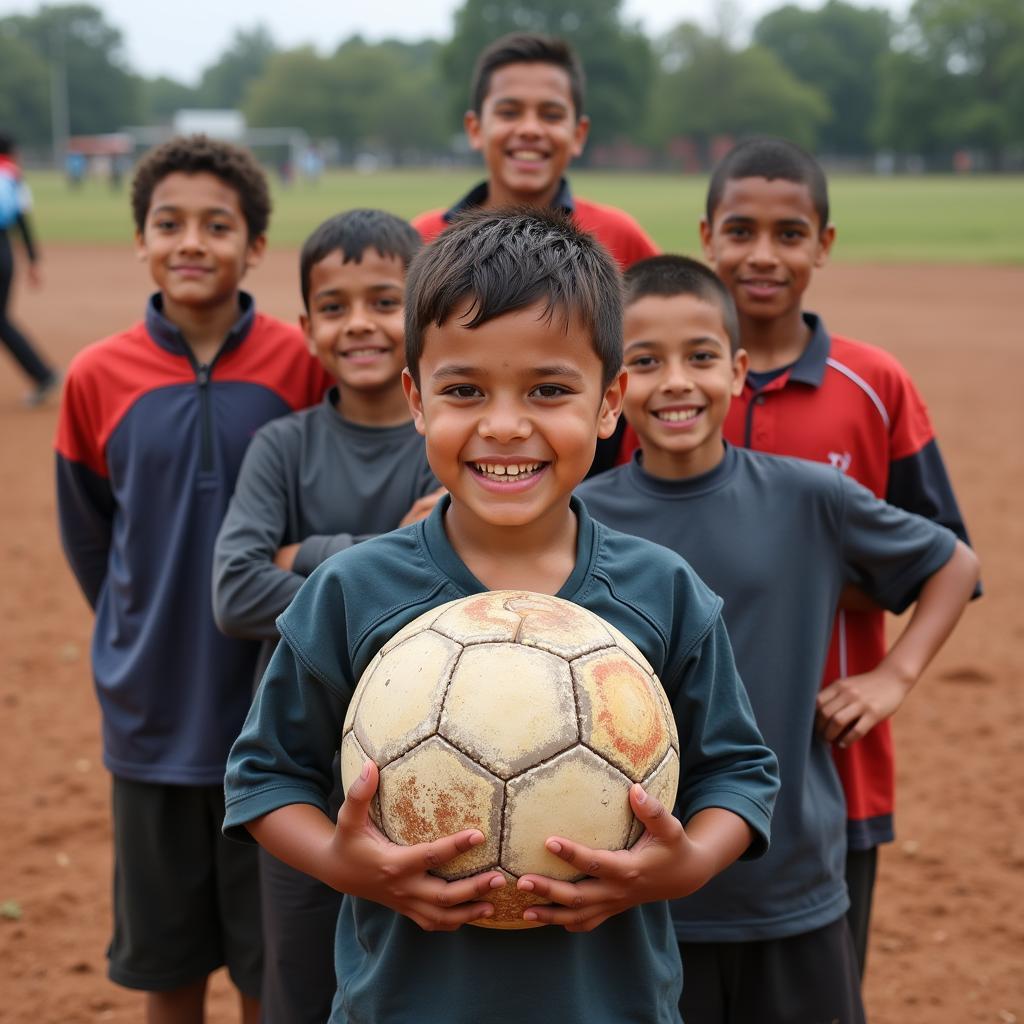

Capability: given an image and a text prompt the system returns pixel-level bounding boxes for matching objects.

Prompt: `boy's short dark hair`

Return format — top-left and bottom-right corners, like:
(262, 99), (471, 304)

(131, 134), (271, 239)
(706, 136), (830, 231)
(0, 133), (14, 156)
(470, 33), (585, 119)
(624, 255), (740, 353)
(405, 207), (622, 387)
(299, 208), (422, 309)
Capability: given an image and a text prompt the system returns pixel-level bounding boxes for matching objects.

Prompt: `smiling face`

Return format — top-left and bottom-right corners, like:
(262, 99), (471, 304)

(700, 176), (834, 327)
(465, 62), (589, 209)
(623, 293), (748, 480)
(301, 248), (408, 422)
(136, 171), (264, 315)
(404, 299), (623, 536)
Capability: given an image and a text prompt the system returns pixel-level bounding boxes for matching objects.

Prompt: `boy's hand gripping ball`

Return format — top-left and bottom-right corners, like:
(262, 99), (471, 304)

(340, 591), (680, 929)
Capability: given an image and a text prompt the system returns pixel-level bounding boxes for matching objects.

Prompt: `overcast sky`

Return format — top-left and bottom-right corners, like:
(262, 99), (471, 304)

(0, 0), (909, 84)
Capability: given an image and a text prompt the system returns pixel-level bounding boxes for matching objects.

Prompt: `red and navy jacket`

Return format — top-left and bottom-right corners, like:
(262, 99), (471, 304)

(55, 293), (328, 786)
(414, 178), (658, 475)
(726, 314), (972, 849)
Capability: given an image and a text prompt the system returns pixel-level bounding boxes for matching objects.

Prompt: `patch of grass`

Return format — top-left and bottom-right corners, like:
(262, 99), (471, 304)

(23, 168), (1024, 264)
(0, 899), (22, 920)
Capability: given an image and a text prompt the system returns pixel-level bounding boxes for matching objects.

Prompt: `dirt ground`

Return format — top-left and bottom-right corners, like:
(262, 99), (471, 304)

(0, 247), (1021, 1023)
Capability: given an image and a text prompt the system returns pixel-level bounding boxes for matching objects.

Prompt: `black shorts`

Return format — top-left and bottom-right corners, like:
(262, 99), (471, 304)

(260, 848), (342, 1024)
(260, 768), (344, 1024)
(679, 916), (865, 1024)
(845, 845), (878, 978)
(108, 777), (262, 995)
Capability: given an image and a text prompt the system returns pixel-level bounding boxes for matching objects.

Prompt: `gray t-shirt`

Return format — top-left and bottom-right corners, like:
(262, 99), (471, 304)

(577, 443), (956, 942)
(213, 387), (438, 682)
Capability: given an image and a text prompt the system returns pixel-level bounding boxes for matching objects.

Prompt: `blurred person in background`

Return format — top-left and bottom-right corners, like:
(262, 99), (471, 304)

(0, 132), (59, 406)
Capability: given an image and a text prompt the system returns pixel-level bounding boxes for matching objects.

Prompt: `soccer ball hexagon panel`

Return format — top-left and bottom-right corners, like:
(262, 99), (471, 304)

(440, 643), (578, 778)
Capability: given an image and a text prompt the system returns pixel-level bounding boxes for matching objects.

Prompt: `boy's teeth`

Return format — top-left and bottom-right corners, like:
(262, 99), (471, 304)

(656, 409), (700, 422)
(475, 462), (541, 479)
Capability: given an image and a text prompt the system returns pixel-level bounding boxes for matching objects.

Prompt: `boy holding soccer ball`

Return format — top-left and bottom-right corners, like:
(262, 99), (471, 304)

(224, 209), (779, 1023)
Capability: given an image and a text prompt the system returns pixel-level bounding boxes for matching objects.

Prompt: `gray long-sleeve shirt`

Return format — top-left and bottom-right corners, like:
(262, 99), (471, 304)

(213, 387), (438, 682)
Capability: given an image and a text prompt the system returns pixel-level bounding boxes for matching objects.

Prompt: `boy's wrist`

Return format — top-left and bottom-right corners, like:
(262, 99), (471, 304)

(677, 835), (726, 896)
(678, 809), (755, 895)
(875, 658), (918, 692)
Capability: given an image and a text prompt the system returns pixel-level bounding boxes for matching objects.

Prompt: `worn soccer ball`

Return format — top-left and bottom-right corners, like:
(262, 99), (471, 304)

(340, 590), (679, 929)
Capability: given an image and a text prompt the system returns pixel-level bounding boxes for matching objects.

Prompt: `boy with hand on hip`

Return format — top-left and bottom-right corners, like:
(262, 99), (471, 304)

(213, 208), (440, 1024)
(578, 255), (978, 1023)
(693, 137), (978, 974)
(223, 209), (779, 1024)
(55, 135), (326, 1023)
(413, 32), (657, 475)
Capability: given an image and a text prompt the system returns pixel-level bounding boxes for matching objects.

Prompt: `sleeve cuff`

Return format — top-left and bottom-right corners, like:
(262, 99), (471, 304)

(681, 789), (774, 861)
(223, 784), (329, 843)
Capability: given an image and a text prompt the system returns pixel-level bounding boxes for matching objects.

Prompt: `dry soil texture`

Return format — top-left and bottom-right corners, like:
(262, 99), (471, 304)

(0, 248), (1021, 1022)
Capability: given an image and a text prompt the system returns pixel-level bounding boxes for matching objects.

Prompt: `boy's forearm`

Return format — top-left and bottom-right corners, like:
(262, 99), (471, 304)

(879, 540), (980, 687)
(213, 561), (304, 639)
(292, 532), (374, 576)
(247, 804), (341, 889)
(681, 808), (755, 894)
(212, 528), (305, 639)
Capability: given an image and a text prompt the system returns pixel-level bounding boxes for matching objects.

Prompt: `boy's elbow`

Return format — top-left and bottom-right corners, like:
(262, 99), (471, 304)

(211, 567), (256, 638)
(954, 539), (981, 590)
(212, 590), (242, 637)
(933, 539), (980, 607)
(212, 565), (291, 641)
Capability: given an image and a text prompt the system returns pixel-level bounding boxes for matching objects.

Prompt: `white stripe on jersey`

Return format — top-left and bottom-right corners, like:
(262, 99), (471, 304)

(826, 357), (891, 429)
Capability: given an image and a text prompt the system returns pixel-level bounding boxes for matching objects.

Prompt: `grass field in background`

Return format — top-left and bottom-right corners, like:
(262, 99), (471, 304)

(24, 168), (1024, 264)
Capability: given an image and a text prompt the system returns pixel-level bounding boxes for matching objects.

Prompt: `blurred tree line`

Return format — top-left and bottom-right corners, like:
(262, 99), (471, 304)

(1, 0), (1022, 167)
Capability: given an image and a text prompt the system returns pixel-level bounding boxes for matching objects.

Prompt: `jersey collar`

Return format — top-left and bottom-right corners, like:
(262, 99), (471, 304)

(441, 178), (575, 223)
(743, 312), (832, 395)
(785, 312), (832, 387)
(421, 492), (596, 600)
(624, 442), (738, 498)
(145, 291), (256, 359)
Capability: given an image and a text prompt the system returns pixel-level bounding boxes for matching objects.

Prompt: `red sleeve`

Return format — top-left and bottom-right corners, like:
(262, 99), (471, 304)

(617, 224), (659, 269)
(572, 199), (659, 270)
(55, 349), (111, 477)
(274, 319), (331, 408)
(411, 210), (446, 244)
(227, 316), (330, 410)
(880, 358), (970, 545)
(881, 359), (937, 462)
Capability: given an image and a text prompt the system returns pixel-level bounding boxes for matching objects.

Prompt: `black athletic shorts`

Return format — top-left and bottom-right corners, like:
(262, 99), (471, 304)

(108, 777), (262, 995)
(845, 845), (878, 978)
(679, 916), (866, 1024)
(259, 768), (344, 1024)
